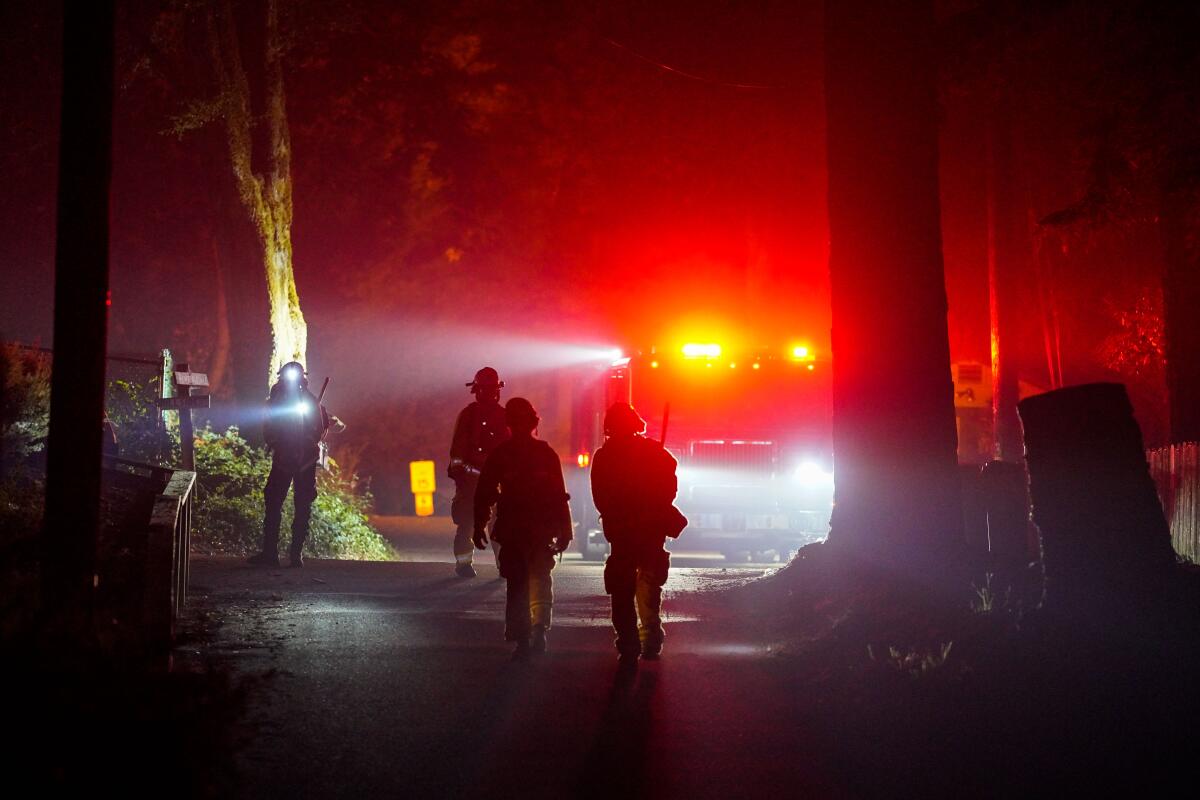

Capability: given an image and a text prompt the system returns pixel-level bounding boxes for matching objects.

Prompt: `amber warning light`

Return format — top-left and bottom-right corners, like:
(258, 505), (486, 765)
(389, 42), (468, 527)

(576, 453), (590, 468)
(682, 343), (721, 358)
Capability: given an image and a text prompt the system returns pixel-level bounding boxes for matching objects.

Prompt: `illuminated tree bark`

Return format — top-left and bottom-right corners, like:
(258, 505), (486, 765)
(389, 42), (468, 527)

(824, 0), (963, 562)
(206, 0), (306, 386)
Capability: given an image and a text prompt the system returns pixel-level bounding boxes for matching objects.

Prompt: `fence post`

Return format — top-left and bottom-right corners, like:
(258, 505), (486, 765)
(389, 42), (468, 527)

(175, 361), (195, 470)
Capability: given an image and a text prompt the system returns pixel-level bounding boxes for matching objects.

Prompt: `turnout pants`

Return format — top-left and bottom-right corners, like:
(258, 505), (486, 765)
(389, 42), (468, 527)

(263, 454), (318, 557)
(451, 476), (497, 565)
(497, 543), (555, 642)
(604, 543), (670, 655)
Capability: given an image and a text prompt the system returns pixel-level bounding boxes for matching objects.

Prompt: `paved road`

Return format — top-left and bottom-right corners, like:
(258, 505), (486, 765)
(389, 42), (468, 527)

(181, 518), (842, 799)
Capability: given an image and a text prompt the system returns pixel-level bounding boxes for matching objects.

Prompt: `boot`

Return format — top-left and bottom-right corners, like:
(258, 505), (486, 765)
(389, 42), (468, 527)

(512, 640), (531, 662)
(247, 551), (280, 568)
(531, 624), (548, 654)
(456, 562), (477, 578)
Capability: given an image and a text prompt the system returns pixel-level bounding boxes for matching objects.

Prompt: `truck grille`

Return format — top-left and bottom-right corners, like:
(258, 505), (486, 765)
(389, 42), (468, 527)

(689, 440), (775, 471)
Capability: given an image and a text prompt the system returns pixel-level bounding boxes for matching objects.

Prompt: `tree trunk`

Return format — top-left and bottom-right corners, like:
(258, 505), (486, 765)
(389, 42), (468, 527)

(41, 0), (114, 644)
(1019, 383), (1175, 615)
(986, 108), (1026, 461)
(207, 230), (232, 398)
(824, 0), (963, 561)
(1160, 173), (1200, 443)
(209, 0), (307, 388)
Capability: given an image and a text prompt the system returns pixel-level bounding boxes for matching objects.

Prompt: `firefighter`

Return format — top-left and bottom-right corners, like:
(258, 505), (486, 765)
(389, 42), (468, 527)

(248, 361), (330, 569)
(590, 402), (683, 664)
(449, 367), (509, 578)
(473, 397), (572, 660)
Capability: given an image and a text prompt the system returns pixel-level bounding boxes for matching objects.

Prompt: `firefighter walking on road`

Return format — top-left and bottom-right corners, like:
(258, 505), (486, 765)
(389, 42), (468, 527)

(249, 361), (330, 569)
(590, 402), (684, 664)
(449, 367), (510, 577)
(473, 398), (573, 660)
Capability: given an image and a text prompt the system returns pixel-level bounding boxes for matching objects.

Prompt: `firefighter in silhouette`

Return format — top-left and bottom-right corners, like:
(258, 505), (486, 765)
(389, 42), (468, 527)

(590, 402), (683, 664)
(473, 397), (572, 660)
(449, 367), (509, 577)
(248, 361), (329, 569)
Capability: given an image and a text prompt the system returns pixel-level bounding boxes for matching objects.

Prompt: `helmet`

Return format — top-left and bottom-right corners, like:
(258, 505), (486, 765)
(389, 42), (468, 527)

(604, 402), (646, 437)
(278, 361), (307, 386)
(466, 366), (504, 392)
(504, 397), (539, 432)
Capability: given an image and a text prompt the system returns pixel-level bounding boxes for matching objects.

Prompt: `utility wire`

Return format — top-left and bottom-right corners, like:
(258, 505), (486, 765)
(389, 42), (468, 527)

(601, 35), (781, 91)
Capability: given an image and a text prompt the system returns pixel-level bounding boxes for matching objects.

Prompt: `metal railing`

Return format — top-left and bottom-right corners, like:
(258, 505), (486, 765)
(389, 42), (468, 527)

(1147, 442), (1200, 562)
(103, 455), (195, 646)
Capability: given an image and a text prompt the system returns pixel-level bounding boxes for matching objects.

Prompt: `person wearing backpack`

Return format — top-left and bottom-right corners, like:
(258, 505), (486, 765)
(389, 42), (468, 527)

(590, 402), (685, 665)
(473, 397), (573, 660)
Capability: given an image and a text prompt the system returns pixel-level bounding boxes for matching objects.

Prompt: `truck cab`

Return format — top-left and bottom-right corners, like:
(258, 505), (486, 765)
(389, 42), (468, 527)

(573, 342), (833, 561)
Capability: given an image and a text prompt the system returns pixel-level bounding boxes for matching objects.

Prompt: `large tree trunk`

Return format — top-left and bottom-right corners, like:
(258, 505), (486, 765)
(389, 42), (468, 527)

(824, 0), (963, 561)
(1019, 383), (1175, 615)
(209, 0), (307, 388)
(986, 107), (1026, 461)
(41, 0), (114, 644)
(1160, 172), (1200, 443)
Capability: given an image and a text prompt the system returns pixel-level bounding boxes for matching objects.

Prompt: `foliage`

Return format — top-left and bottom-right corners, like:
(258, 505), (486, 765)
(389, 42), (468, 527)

(0, 344), (51, 474)
(105, 377), (179, 467)
(192, 426), (393, 560)
(867, 641), (955, 680)
(1098, 291), (1166, 379)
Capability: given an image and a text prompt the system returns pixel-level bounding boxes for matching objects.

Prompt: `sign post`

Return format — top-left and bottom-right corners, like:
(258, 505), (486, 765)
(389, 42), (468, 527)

(154, 363), (210, 471)
(409, 460), (436, 517)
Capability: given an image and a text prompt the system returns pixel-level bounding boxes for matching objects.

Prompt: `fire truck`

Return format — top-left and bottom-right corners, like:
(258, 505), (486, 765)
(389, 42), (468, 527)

(564, 342), (834, 561)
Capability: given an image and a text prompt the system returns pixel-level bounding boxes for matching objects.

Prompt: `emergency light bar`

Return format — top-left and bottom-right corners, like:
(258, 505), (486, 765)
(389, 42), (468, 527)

(682, 343), (721, 358)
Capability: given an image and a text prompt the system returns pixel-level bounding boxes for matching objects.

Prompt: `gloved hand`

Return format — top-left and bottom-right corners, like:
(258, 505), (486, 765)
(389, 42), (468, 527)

(473, 528), (489, 550)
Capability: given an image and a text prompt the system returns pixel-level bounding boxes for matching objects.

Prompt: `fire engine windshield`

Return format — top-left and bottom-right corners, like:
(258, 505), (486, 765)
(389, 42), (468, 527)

(611, 353), (832, 452)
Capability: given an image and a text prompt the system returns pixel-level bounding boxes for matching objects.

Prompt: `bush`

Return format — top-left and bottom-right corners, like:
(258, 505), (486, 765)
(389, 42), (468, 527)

(105, 377), (178, 467)
(192, 426), (393, 560)
(0, 344), (51, 475)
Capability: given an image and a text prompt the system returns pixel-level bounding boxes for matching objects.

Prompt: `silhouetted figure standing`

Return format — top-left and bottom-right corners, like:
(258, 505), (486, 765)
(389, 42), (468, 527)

(473, 398), (572, 660)
(590, 403), (682, 664)
(449, 367), (509, 577)
(249, 361), (329, 568)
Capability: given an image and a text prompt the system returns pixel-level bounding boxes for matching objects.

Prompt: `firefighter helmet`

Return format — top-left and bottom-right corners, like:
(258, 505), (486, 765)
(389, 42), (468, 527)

(604, 402), (646, 437)
(504, 397), (539, 432)
(278, 361), (308, 387)
(466, 366), (504, 392)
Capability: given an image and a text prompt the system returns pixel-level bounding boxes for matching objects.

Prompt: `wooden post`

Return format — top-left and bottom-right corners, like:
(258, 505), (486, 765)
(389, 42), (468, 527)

(41, 0), (115, 645)
(175, 362), (195, 470)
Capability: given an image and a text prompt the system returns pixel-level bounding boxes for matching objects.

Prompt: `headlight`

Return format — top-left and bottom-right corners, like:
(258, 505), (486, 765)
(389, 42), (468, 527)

(794, 461), (833, 486)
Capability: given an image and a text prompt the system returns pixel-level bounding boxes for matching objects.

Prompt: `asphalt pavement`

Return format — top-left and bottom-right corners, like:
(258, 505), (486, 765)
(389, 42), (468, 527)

(179, 517), (842, 799)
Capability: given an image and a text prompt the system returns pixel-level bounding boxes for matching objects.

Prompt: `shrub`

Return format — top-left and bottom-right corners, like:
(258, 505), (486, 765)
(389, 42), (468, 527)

(105, 377), (178, 467)
(192, 426), (393, 560)
(0, 344), (51, 475)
